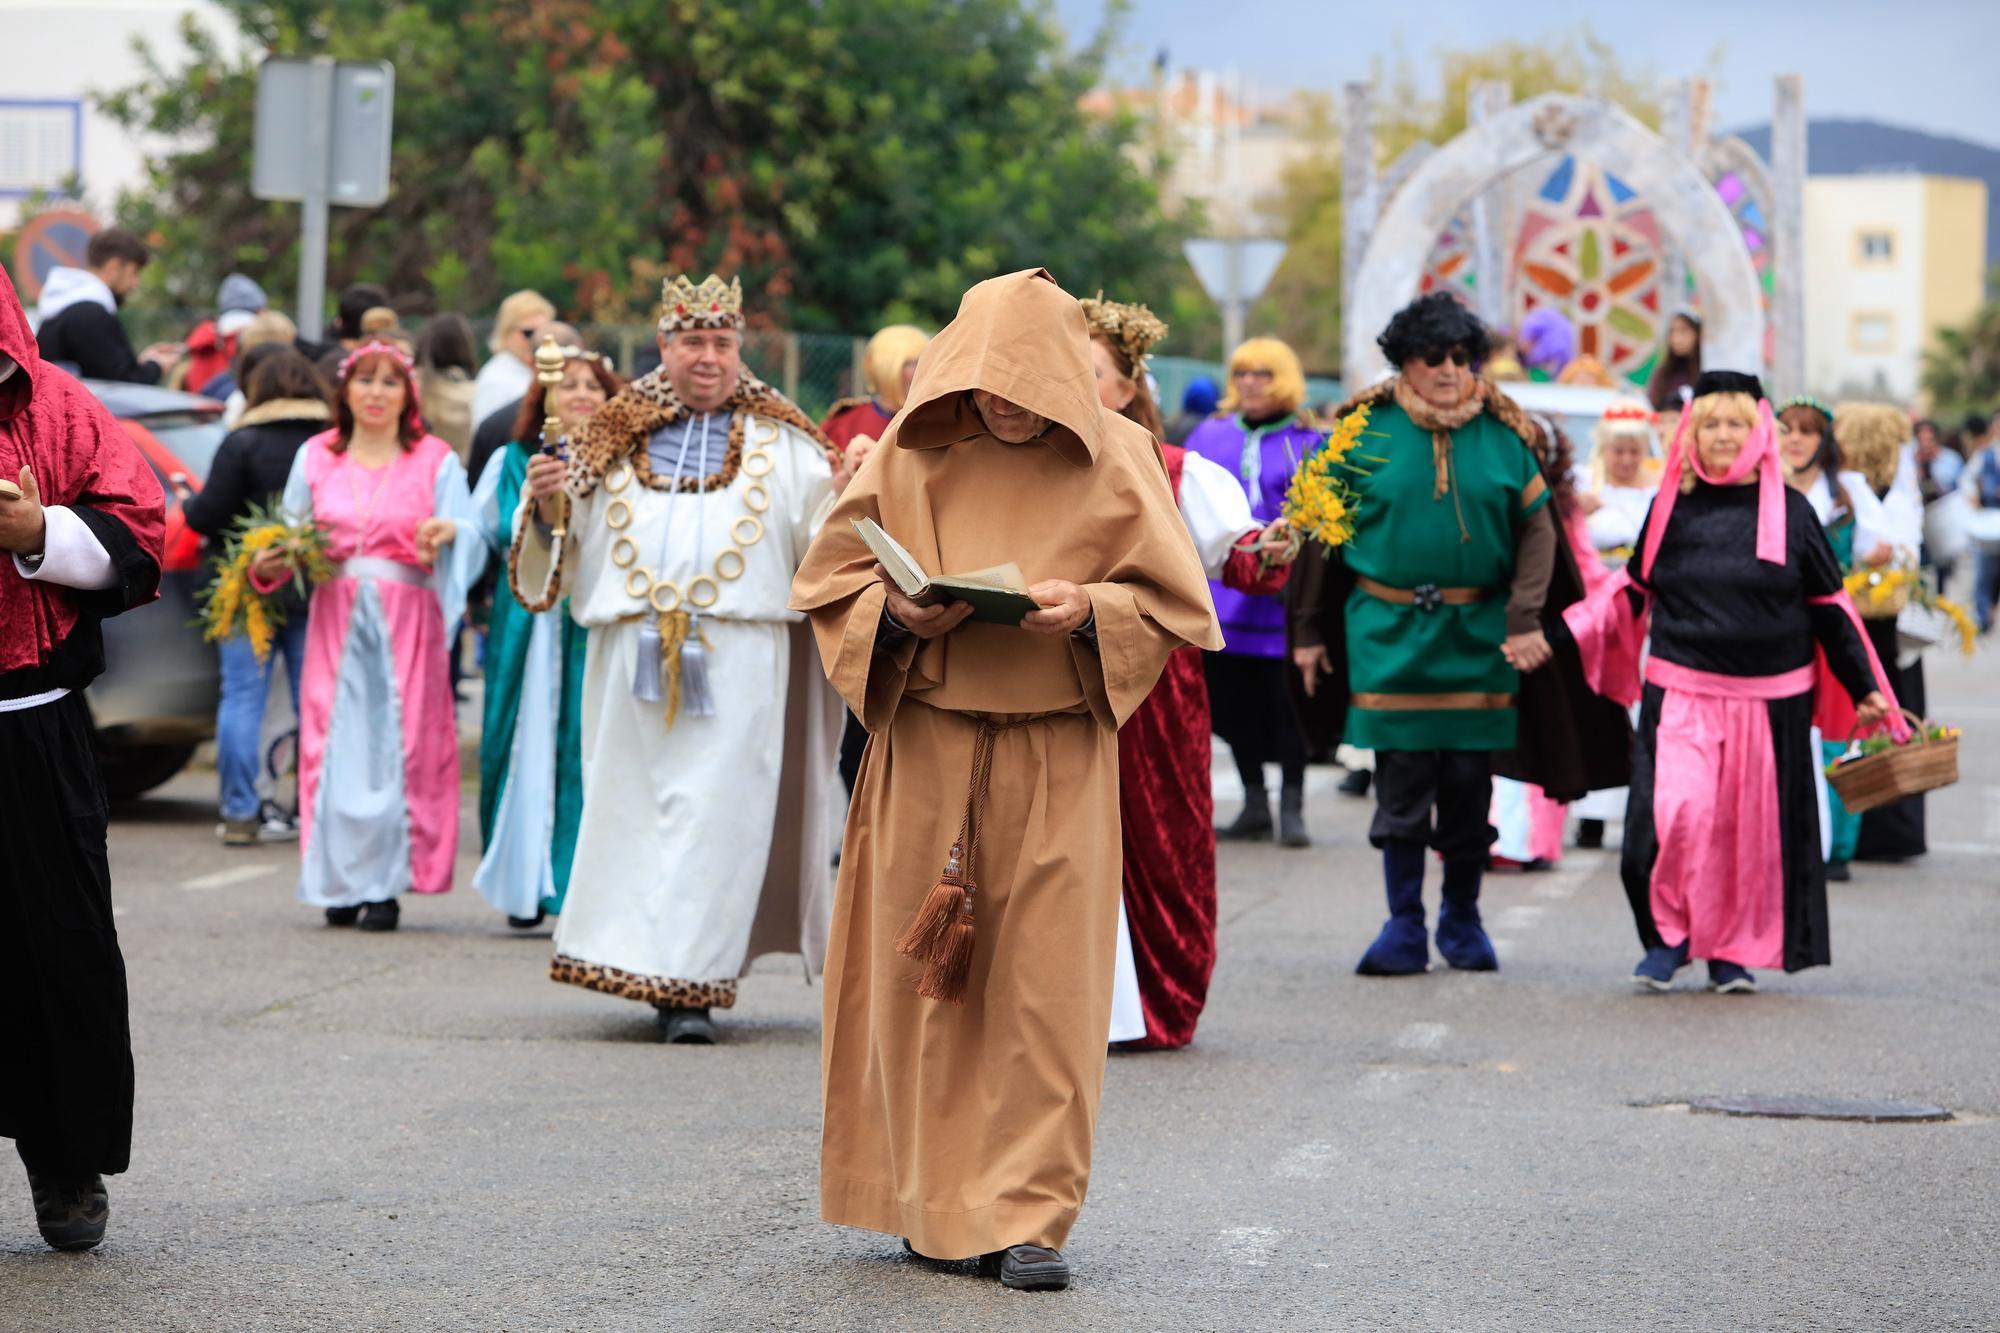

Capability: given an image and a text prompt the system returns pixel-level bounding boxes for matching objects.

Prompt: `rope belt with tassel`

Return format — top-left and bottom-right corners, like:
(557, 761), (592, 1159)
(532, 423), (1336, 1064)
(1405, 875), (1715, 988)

(893, 713), (1051, 1003)
(618, 608), (716, 728)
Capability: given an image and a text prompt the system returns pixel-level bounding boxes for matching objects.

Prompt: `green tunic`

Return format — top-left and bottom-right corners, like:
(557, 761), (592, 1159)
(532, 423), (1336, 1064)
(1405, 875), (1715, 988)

(1338, 400), (1549, 751)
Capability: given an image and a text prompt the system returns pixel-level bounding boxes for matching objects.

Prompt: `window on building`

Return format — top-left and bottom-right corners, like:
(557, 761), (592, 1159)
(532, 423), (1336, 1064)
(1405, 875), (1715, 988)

(0, 100), (82, 199)
(1851, 312), (1895, 352)
(1857, 231), (1895, 263)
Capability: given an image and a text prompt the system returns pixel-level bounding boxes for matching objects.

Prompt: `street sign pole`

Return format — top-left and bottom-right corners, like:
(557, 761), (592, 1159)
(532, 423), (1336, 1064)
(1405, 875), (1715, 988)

(1183, 236), (1287, 362)
(295, 57), (335, 340)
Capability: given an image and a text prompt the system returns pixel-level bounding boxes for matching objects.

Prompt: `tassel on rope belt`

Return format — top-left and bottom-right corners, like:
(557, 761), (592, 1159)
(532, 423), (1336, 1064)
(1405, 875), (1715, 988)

(615, 608), (715, 727)
(894, 711), (1061, 1004)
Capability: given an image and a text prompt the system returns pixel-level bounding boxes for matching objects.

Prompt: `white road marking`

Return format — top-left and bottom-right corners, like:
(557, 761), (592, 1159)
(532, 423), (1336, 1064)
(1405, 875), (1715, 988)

(1394, 1021), (1449, 1051)
(1214, 1226), (1285, 1268)
(1493, 904), (1544, 931)
(180, 864), (276, 892)
(1273, 1142), (1341, 1180)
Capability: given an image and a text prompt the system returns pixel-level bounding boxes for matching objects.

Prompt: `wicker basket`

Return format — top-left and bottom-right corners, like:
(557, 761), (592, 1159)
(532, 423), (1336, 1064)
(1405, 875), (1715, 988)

(1827, 711), (1959, 814)
(1851, 568), (1913, 619)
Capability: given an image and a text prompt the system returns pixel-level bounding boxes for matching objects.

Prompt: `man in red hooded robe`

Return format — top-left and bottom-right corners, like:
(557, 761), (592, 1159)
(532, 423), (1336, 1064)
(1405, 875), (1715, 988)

(0, 261), (165, 1252)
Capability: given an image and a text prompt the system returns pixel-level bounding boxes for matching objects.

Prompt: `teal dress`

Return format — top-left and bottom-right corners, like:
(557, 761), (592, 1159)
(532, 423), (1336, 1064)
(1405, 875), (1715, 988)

(471, 440), (589, 917)
(1819, 511), (1860, 864)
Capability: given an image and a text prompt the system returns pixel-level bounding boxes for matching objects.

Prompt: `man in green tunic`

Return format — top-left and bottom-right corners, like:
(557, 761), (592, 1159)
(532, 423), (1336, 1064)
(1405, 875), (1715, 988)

(1291, 293), (1557, 975)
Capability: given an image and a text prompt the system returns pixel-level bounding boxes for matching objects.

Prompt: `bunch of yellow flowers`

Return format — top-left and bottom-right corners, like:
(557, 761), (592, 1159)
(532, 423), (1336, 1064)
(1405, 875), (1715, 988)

(197, 501), (333, 662)
(1282, 402), (1371, 550)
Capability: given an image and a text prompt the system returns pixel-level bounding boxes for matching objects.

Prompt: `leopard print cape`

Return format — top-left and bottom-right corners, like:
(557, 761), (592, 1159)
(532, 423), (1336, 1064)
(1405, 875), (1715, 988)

(562, 365), (836, 502)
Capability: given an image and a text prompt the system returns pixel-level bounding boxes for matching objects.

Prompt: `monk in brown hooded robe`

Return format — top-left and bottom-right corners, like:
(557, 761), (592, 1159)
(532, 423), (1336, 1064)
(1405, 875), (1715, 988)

(791, 269), (1219, 1290)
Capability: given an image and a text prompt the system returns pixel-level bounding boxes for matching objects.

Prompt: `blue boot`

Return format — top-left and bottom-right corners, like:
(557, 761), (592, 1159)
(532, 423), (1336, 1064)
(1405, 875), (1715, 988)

(1357, 840), (1430, 976)
(1434, 859), (1497, 971)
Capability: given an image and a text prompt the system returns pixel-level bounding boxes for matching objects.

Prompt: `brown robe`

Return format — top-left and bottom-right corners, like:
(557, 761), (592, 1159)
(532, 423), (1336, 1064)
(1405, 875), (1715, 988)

(791, 269), (1220, 1259)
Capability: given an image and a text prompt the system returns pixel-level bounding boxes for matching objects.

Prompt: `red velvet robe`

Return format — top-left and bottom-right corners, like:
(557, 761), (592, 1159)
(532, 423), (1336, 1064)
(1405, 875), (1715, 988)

(1116, 445), (1284, 1048)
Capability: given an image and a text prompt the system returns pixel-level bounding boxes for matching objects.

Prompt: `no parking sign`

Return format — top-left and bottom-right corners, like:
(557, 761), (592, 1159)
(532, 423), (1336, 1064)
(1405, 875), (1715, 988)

(11, 209), (100, 304)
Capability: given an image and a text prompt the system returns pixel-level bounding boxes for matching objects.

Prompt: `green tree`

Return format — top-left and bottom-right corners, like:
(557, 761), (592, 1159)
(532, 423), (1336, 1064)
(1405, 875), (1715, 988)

(1254, 26), (1669, 371)
(1920, 275), (2000, 424)
(98, 0), (1186, 335)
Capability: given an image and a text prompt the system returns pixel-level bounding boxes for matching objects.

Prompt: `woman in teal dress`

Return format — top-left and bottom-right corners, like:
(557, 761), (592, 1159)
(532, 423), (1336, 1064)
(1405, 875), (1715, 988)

(470, 348), (623, 926)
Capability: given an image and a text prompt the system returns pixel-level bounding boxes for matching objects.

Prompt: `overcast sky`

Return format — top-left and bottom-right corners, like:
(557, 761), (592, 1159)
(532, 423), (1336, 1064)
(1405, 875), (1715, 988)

(1052, 0), (2000, 147)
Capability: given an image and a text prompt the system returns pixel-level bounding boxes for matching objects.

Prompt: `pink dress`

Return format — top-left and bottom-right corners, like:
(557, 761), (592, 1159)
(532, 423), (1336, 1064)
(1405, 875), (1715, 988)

(283, 431), (485, 906)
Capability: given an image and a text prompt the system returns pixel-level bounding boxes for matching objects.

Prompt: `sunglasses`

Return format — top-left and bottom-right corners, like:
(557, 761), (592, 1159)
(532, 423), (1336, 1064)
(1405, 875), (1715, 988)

(1422, 348), (1472, 368)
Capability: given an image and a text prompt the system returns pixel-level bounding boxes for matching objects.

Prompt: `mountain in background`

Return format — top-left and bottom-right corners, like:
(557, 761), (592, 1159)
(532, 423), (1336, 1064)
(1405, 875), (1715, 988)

(1735, 118), (2000, 266)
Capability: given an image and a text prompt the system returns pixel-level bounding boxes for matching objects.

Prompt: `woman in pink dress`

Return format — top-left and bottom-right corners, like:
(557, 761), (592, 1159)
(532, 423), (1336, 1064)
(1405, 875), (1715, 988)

(256, 340), (487, 930)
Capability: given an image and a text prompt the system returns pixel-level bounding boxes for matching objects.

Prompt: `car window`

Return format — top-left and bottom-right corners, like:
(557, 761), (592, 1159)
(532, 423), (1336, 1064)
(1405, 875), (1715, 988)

(138, 415), (229, 482)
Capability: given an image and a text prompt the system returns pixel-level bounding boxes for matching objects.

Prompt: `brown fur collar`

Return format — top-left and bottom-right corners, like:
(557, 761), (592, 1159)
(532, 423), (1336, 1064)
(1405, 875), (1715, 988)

(235, 398), (332, 429)
(1331, 374), (1534, 445)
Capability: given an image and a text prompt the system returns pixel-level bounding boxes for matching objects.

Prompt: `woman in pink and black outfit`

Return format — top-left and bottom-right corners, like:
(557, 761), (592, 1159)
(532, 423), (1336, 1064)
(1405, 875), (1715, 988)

(1565, 371), (1898, 994)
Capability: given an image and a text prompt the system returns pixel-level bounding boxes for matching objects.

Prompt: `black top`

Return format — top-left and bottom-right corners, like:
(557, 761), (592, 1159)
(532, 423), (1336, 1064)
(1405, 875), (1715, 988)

(1631, 481), (1875, 699)
(182, 404), (327, 616)
(466, 396), (524, 489)
(35, 302), (162, 385)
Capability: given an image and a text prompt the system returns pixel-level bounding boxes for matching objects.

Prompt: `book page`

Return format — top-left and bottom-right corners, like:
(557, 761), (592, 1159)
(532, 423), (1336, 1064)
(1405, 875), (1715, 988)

(948, 561), (1029, 592)
(850, 518), (930, 597)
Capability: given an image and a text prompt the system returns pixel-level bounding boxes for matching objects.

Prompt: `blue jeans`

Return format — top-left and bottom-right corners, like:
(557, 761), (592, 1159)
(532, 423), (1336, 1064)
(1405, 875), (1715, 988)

(1975, 549), (2000, 633)
(216, 622), (308, 821)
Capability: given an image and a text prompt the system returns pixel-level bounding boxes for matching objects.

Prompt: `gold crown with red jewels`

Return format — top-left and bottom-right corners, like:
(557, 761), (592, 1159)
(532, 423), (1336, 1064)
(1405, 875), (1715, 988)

(659, 273), (745, 333)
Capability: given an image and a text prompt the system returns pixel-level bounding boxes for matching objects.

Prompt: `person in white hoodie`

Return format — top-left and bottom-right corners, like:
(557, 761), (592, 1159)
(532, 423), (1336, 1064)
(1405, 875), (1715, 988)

(32, 229), (181, 384)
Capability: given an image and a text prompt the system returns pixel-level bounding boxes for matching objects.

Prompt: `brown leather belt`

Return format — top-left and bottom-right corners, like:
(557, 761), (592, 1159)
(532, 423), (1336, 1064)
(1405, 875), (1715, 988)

(1355, 575), (1490, 609)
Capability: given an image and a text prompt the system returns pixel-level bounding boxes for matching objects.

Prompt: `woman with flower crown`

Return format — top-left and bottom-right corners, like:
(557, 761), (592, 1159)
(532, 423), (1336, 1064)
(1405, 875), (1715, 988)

(252, 340), (487, 931)
(1081, 297), (1295, 1048)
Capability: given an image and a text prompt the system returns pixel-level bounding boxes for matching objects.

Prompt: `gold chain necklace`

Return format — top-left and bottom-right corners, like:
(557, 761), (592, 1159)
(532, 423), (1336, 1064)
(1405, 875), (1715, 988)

(599, 415), (778, 612)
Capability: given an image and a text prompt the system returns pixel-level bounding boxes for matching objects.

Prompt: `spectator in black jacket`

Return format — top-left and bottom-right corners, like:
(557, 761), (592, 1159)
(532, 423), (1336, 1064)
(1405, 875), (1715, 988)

(178, 347), (331, 845)
(33, 229), (182, 385)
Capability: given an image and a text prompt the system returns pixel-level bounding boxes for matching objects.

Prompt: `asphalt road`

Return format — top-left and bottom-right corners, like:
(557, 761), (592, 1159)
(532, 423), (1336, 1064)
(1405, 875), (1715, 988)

(3, 651), (1996, 1330)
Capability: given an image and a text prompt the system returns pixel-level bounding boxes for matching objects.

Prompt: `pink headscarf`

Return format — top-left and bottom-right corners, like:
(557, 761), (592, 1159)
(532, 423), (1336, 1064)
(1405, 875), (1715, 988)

(1638, 392), (1785, 580)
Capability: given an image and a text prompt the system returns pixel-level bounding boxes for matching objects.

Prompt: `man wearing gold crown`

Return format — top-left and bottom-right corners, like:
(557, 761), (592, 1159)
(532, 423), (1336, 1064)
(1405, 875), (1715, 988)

(512, 274), (845, 1044)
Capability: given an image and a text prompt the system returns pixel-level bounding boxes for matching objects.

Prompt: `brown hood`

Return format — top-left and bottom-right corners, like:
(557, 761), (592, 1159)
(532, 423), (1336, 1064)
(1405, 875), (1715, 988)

(887, 269), (1106, 469)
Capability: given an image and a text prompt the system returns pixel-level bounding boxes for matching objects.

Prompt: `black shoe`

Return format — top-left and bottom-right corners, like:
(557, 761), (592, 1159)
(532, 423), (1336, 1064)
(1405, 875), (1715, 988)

(357, 899), (400, 932)
(507, 910), (546, 929)
(1277, 784), (1310, 848)
(658, 1006), (717, 1044)
(1336, 766), (1372, 797)
(979, 1244), (1071, 1291)
(324, 905), (360, 927)
(1575, 819), (1605, 850)
(28, 1172), (108, 1252)
(1825, 859), (1852, 882)
(1218, 788), (1273, 840)
(1707, 961), (1758, 994)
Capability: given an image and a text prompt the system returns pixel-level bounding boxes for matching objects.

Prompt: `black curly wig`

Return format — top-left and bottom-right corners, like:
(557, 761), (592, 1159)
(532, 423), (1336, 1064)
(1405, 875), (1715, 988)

(1377, 291), (1489, 369)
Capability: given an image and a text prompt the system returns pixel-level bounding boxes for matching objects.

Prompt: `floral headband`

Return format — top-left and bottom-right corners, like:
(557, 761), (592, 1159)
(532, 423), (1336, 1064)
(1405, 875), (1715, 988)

(1079, 294), (1169, 375)
(1777, 394), (1834, 423)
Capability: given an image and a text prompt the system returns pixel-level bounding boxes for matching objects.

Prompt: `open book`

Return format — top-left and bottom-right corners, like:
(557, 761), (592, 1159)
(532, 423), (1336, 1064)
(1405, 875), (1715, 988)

(852, 517), (1043, 627)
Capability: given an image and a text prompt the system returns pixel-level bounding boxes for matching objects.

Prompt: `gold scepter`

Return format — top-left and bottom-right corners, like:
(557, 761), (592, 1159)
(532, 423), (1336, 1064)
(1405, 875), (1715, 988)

(535, 334), (572, 541)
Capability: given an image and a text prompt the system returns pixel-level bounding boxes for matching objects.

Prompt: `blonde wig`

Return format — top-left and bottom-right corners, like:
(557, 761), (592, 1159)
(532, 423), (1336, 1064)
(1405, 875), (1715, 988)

(1588, 395), (1661, 490)
(1219, 336), (1306, 416)
(863, 324), (930, 410)
(1831, 402), (1909, 494)
(489, 289), (556, 353)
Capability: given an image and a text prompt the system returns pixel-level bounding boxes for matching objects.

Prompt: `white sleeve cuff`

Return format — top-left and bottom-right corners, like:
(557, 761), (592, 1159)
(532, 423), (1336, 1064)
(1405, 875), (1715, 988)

(13, 505), (119, 591)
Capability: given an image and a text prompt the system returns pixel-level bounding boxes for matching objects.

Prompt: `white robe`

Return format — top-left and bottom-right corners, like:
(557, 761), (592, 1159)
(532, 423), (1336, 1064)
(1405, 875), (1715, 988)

(514, 414), (842, 991)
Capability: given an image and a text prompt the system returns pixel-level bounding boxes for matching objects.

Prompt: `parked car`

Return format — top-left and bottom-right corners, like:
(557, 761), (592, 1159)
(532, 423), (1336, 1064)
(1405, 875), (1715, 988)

(1498, 381), (1626, 469)
(82, 379), (228, 797)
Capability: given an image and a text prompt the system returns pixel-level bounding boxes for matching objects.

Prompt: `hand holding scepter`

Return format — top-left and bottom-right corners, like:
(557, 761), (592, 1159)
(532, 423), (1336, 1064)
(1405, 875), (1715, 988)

(534, 335), (572, 541)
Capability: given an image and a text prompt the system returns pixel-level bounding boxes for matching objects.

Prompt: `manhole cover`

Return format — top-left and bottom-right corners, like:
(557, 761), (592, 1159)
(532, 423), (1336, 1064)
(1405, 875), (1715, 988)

(1689, 1095), (1952, 1122)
